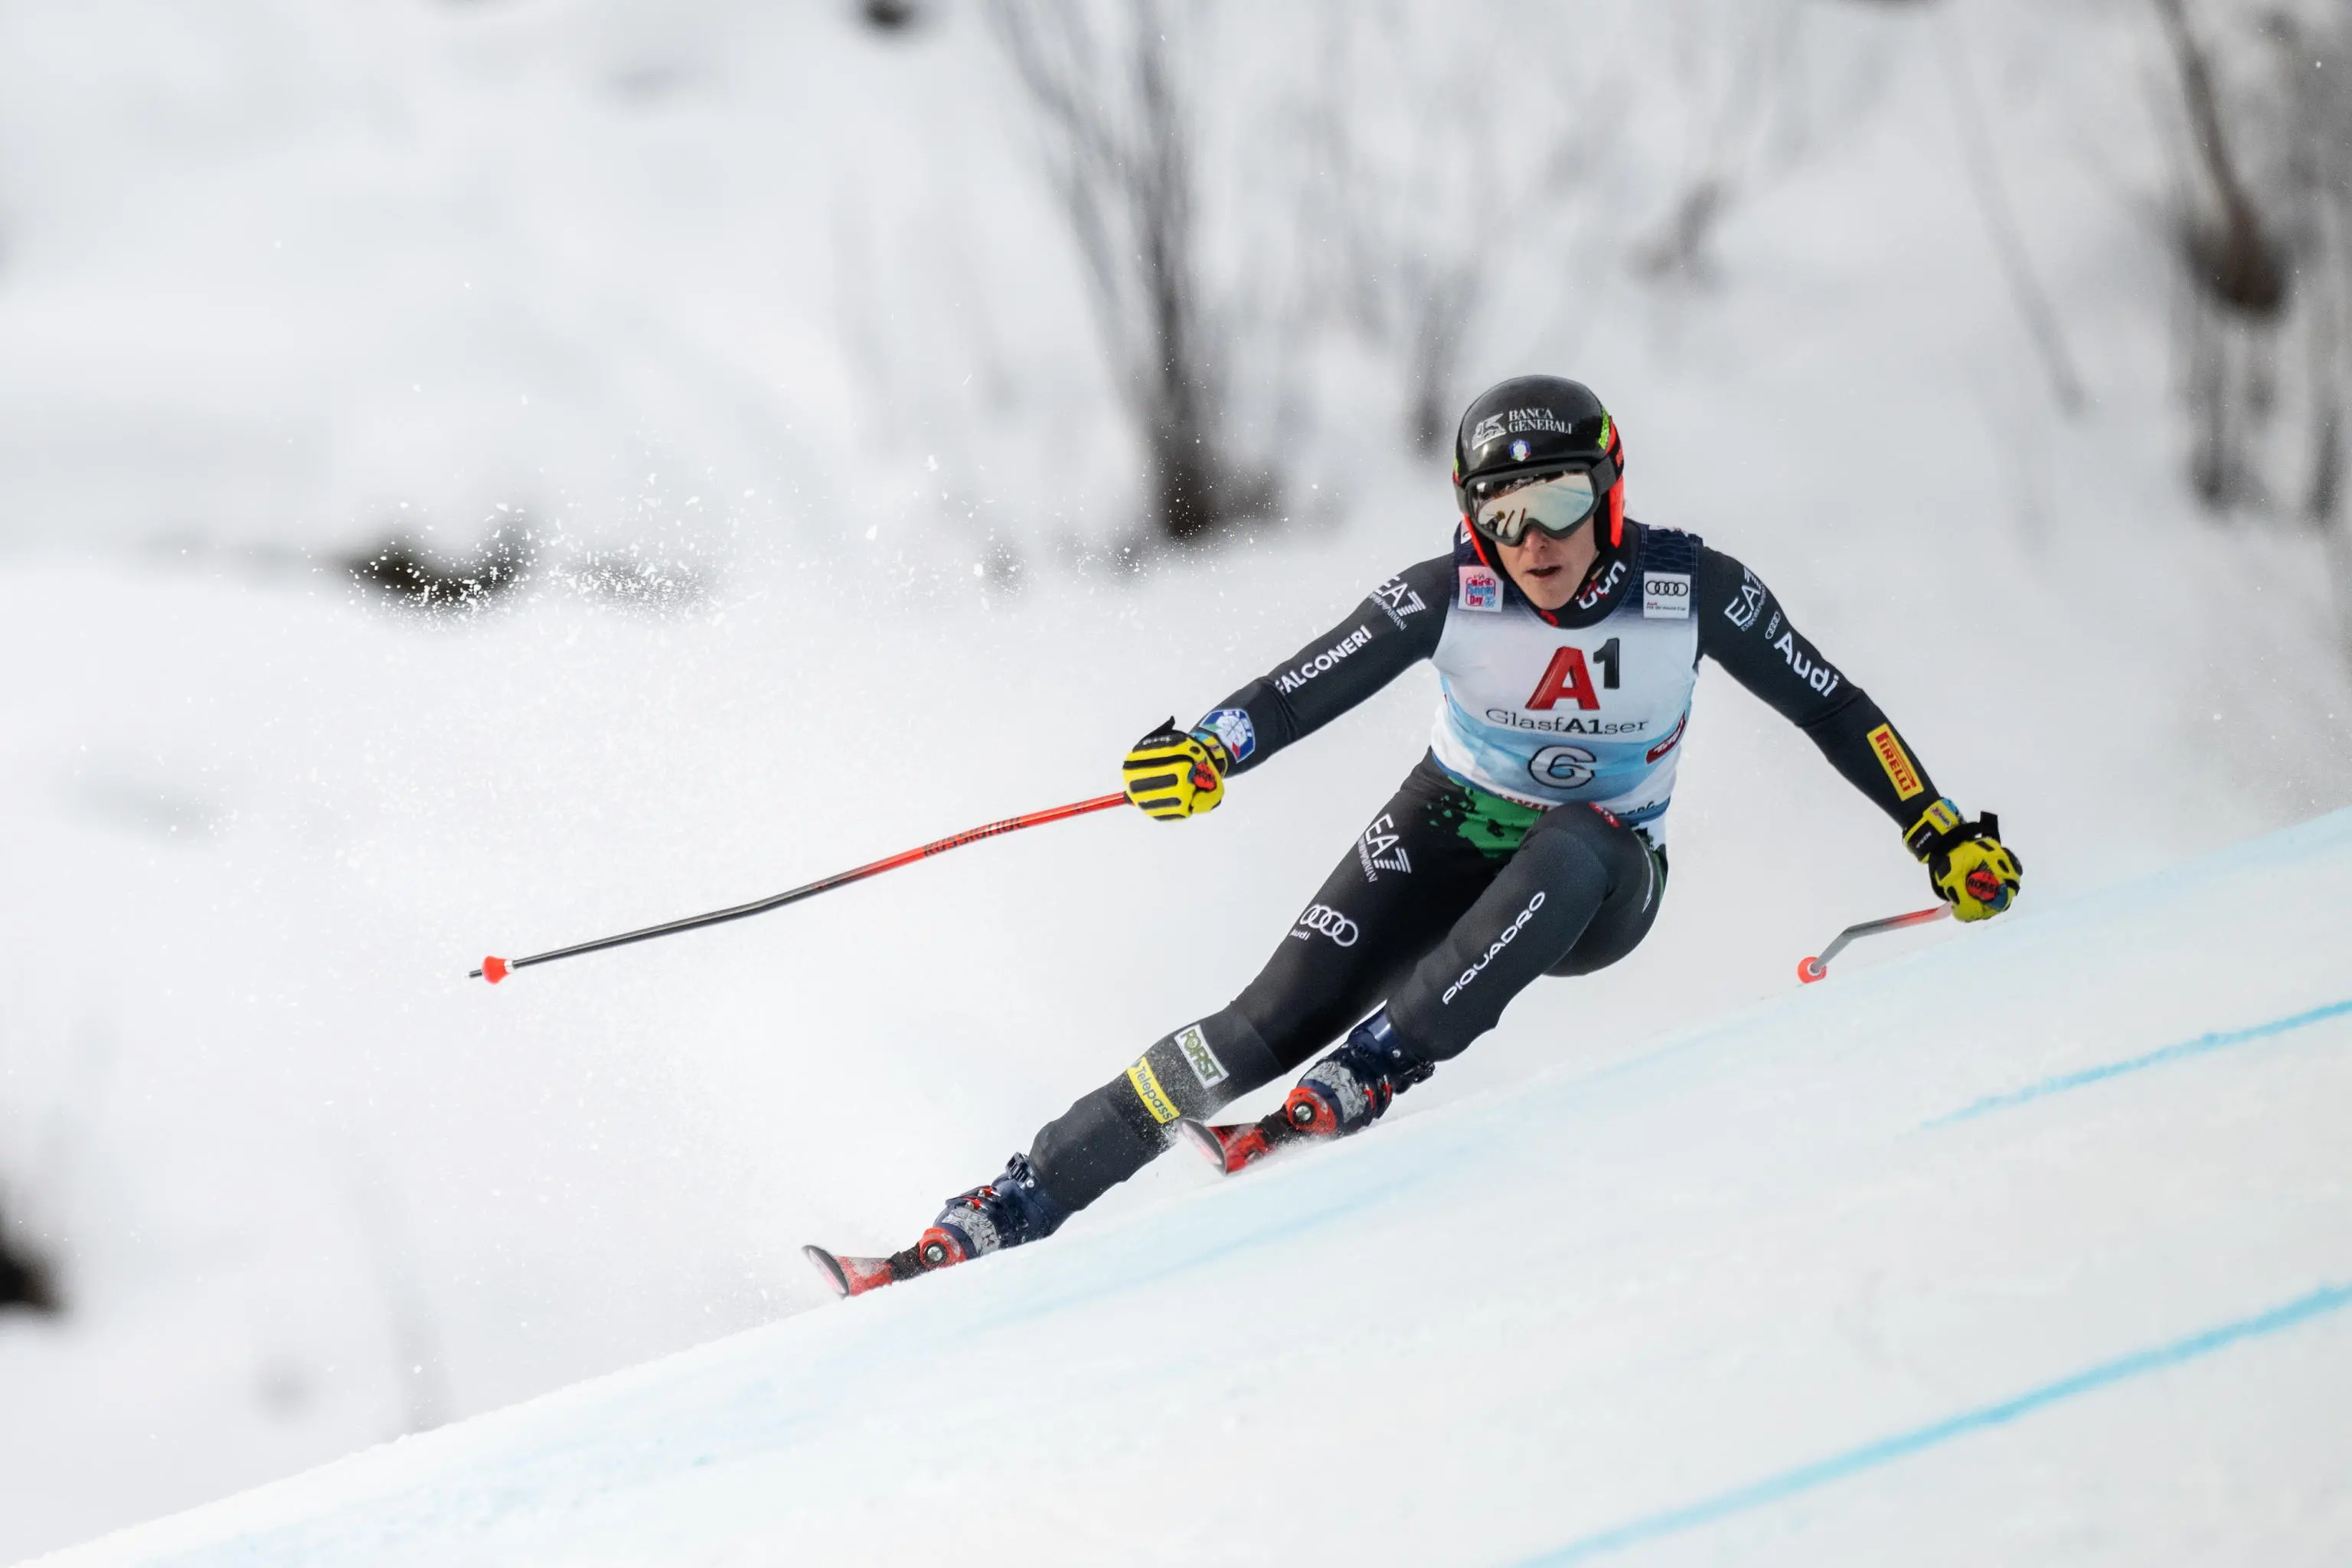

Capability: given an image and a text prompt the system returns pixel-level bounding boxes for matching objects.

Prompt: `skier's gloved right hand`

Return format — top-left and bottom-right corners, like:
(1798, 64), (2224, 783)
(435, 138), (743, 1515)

(1121, 717), (1232, 820)
(1906, 799), (2021, 922)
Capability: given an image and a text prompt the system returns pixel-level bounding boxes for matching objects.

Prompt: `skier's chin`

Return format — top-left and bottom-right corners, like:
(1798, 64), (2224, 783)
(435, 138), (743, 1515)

(1514, 563), (1572, 611)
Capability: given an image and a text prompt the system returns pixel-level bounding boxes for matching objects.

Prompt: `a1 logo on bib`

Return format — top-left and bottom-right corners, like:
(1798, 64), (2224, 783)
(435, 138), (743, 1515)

(1642, 572), (1690, 619)
(1459, 566), (1503, 612)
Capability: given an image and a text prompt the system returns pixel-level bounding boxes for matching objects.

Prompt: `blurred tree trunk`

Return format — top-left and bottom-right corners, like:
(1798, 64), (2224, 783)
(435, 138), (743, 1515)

(2146, 0), (2352, 659)
(2153, 0), (2286, 318)
(987, 0), (1269, 544)
(0, 1195), (59, 1314)
(2283, 7), (2351, 527)
(2148, 0), (2288, 511)
(1299, 8), (1612, 459)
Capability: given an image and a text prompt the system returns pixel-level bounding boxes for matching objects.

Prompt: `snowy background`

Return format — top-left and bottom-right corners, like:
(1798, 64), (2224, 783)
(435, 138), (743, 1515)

(2, 0), (2347, 1560)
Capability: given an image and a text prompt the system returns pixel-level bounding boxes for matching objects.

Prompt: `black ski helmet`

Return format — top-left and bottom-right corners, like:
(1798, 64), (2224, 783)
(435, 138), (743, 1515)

(1452, 375), (1626, 548)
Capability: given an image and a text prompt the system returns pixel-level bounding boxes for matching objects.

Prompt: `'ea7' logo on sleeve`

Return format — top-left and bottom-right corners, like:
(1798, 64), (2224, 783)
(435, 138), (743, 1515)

(1371, 575), (1427, 626)
(1725, 570), (1766, 631)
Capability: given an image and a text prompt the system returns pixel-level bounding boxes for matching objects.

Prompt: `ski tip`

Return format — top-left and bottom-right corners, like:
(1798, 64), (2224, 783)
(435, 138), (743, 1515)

(802, 1245), (916, 1298)
(1178, 1117), (1269, 1175)
(1797, 956), (1827, 985)
(802, 1243), (852, 1299)
(1176, 1118), (1227, 1171)
(479, 956), (510, 985)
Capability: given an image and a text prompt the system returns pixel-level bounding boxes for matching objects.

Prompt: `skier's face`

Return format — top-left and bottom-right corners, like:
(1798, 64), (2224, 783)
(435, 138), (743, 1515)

(1496, 517), (1599, 611)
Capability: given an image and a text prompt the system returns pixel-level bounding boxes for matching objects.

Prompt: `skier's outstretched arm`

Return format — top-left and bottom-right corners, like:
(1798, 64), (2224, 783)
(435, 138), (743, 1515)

(1122, 556), (1453, 818)
(1694, 546), (2020, 919)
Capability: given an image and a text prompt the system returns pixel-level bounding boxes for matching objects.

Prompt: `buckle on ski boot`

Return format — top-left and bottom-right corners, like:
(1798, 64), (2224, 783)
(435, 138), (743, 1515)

(1181, 1012), (1436, 1177)
(1289, 1011), (1432, 1135)
(928, 1153), (1072, 1263)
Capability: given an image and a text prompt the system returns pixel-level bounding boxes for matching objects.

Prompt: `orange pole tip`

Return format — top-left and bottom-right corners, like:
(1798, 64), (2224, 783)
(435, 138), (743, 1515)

(481, 956), (510, 985)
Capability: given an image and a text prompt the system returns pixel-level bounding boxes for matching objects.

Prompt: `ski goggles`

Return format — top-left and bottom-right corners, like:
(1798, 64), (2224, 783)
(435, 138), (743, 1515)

(1468, 465), (1609, 546)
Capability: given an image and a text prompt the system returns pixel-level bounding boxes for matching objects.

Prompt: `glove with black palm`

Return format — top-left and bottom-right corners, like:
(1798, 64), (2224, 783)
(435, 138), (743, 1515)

(1122, 717), (1234, 821)
(1905, 799), (2022, 922)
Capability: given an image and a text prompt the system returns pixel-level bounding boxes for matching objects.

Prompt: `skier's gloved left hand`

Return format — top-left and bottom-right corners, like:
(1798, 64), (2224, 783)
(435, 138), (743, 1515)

(1121, 717), (1233, 820)
(1906, 799), (2021, 921)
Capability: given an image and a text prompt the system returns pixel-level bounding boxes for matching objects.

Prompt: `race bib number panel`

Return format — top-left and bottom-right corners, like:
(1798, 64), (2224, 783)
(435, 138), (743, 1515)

(1429, 549), (1700, 831)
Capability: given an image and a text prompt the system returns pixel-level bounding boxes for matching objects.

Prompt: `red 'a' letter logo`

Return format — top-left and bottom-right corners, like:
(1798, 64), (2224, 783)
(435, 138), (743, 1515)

(1526, 646), (1601, 711)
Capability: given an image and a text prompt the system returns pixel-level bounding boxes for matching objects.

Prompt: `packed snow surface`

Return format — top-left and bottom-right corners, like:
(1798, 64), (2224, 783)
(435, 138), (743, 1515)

(37, 808), (2352, 1566)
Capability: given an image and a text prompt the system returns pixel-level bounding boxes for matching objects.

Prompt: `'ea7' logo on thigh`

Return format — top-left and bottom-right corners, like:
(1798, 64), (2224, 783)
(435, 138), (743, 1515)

(1356, 813), (1413, 882)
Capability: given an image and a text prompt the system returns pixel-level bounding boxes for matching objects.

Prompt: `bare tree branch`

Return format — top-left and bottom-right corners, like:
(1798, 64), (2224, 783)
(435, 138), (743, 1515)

(986, 0), (1266, 542)
(2152, 0), (2287, 315)
(1935, 12), (2088, 415)
(1300, 6), (1613, 456)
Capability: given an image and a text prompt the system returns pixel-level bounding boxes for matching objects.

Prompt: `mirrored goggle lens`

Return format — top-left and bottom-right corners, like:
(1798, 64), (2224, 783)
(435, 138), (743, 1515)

(1472, 469), (1598, 544)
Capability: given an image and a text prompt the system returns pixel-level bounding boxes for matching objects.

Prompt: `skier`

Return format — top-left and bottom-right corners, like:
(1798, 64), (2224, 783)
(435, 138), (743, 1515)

(806, 374), (2022, 1298)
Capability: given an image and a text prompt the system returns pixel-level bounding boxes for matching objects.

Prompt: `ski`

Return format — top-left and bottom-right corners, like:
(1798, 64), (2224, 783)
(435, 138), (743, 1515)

(1178, 1113), (1307, 1175)
(802, 1243), (923, 1299)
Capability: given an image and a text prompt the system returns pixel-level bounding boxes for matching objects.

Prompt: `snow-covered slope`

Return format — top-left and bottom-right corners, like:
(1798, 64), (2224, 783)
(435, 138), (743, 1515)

(38, 808), (2352, 1566)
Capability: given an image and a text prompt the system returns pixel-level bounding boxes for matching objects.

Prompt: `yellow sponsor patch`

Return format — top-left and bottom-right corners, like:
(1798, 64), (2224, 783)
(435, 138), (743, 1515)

(1868, 724), (1925, 800)
(1916, 799), (1960, 838)
(1126, 1056), (1181, 1125)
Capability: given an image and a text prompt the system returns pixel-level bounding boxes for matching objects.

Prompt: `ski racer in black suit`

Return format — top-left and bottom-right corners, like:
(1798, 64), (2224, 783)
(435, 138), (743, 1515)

(805, 375), (2024, 1298)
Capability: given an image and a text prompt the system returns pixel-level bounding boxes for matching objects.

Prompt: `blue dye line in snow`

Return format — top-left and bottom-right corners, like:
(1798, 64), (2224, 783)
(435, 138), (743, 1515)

(1926, 996), (2352, 1129)
(1511, 1280), (2352, 1567)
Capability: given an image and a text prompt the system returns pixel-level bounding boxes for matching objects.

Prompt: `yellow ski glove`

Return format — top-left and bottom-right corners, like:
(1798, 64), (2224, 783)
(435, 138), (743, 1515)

(1122, 717), (1233, 821)
(1906, 799), (2022, 922)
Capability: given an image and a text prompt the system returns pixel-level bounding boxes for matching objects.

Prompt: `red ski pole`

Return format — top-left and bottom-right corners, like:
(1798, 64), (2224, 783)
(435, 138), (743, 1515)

(1795, 904), (1950, 984)
(470, 792), (1132, 983)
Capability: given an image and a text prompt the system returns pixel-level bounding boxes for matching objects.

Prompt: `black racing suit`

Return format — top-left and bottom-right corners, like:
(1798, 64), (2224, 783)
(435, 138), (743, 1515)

(1028, 521), (1944, 1210)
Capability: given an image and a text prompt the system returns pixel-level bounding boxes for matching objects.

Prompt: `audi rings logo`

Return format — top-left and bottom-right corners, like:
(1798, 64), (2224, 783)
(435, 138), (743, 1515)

(1292, 904), (1360, 947)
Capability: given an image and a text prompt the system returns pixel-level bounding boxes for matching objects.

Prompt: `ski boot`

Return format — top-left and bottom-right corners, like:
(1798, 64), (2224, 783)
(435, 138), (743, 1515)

(1180, 1011), (1433, 1175)
(803, 1152), (1072, 1299)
